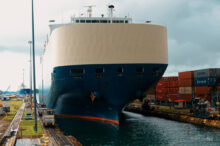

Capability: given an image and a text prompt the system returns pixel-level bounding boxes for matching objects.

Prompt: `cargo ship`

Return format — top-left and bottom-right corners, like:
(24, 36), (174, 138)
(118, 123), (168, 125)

(39, 5), (168, 125)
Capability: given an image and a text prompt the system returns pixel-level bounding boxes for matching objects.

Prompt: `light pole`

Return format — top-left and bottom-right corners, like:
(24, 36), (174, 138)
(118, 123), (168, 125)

(28, 41), (32, 105)
(31, 0), (37, 132)
(22, 69), (25, 89)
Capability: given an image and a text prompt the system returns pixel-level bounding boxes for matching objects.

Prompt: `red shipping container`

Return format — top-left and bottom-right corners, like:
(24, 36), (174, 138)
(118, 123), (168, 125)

(160, 77), (169, 81)
(195, 94), (211, 102)
(178, 71), (193, 79)
(179, 94), (192, 102)
(178, 79), (193, 87)
(195, 86), (211, 94)
(179, 87), (193, 94)
(168, 80), (179, 87)
(168, 76), (178, 81)
(156, 94), (167, 101)
(168, 87), (179, 94)
(167, 94), (178, 101)
(156, 88), (168, 94)
(156, 81), (168, 88)
(216, 86), (220, 92)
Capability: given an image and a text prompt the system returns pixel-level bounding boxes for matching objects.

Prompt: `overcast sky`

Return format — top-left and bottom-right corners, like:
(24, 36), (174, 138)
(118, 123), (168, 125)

(0, 0), (219, 91)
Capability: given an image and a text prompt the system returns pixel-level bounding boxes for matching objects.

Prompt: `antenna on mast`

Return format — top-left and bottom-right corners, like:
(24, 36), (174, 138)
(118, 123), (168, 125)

(84, 5), (96, 17)
(108, 5), (115, 18)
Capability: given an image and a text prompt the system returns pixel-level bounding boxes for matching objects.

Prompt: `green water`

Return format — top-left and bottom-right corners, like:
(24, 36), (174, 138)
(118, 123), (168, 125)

(56, 111), (220, 146)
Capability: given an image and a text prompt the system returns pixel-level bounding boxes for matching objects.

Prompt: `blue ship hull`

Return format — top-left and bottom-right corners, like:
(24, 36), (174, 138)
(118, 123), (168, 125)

(41, 63), (167, 124)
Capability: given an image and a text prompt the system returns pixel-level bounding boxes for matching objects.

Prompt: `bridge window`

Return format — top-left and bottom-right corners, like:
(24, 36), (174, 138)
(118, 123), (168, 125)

(100, 20), (107, 23)
(92, 20), (99, 23)
(80, 20), (85, 23)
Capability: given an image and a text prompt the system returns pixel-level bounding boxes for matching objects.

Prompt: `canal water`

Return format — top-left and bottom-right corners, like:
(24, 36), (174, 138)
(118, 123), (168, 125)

(56, 111), (220, 146)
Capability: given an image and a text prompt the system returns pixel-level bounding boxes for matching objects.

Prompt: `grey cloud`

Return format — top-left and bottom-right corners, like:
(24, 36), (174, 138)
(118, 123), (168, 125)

(118, 0), (220, 75)
(0, 44), (43, 56)
(1, 0), (219, 75)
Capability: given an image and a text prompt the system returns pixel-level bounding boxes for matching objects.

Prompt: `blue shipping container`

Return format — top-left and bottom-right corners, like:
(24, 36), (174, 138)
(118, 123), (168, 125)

(194, 78), (216, 86)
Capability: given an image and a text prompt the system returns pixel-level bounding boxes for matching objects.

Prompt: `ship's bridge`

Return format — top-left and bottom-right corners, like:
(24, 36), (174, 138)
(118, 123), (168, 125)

(49, 17), (132, 34)
(70, 17), (132, 24)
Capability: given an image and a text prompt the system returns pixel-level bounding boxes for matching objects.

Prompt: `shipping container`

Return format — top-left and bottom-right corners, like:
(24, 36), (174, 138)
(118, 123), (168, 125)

(156, 88), (168, 94)
(179, 87), (193, 94)
(194, 78), (216, 86)
(194, 68), (220, 78)
(168, 76), (178, 81)
(179, 94), (192, 102)
(215, 86), (220, 92)
(167, 94), (178, 101)
(168, 87), (179, 94)
(194, 86), (211, 94)
(195, 94), (211, 101)
(160, 77), (169, 82)
(168, 80), (179, 87)
(178, 71), (193, 79)
(156, 81), (168, 88)
(156, 94), (167, 101)
(178, 79), (193, 87)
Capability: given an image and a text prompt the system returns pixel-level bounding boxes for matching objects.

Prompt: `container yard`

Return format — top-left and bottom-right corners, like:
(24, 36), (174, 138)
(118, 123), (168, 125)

(126, 68), (220, 129)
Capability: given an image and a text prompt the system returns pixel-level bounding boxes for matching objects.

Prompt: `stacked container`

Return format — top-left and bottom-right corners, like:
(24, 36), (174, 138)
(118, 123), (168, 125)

(146, 87), (156, 101)
(167, 77), (179, 102)
(194, 68), (220, 101)
(153, 68), (220, 108)
(178, 71), (193, 102)
(156, 77), (179, 103)
(156, 77), (168, 102)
